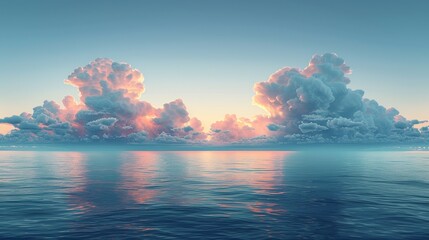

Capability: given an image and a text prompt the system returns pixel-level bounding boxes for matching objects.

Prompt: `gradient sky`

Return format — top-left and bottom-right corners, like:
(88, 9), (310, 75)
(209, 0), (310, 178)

(1, 0), (428, 133)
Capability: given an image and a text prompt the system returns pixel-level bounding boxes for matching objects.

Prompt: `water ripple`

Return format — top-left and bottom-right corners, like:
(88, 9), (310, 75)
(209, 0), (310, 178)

(0, 150), (428, 239)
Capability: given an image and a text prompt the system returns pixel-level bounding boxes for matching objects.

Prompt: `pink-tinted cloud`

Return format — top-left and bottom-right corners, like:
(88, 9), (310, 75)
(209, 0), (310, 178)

(0, 58), (204, 143)
(210, 53), (426, 144)
(0, 54), (426, 144)
(66, 58), (145, 101)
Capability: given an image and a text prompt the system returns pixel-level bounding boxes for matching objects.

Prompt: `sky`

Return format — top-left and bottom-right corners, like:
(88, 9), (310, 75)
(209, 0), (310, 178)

(0, 0), (428, 143)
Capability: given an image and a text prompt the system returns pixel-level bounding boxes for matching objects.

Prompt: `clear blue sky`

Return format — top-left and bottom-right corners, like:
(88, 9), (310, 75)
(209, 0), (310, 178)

(1, 0), (428, 130)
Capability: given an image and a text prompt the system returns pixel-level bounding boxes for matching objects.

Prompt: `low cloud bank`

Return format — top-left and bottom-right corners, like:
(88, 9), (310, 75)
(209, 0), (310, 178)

(210, 53), (427, 144)
(1, 54), (427, 144)
(0, 58), (205, 143)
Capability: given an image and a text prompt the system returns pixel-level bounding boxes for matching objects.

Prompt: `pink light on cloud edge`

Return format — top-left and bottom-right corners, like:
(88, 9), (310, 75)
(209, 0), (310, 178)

(1, 54), (426, 144)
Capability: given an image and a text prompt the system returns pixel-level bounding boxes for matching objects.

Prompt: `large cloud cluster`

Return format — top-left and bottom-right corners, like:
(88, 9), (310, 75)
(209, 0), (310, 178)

(0, 58), (205, 143)
(1, 54), (426, 144)
(210, 53), (427, 144)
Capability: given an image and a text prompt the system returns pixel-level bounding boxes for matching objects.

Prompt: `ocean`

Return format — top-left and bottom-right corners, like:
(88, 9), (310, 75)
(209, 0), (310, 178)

(0, 147), (428, 239)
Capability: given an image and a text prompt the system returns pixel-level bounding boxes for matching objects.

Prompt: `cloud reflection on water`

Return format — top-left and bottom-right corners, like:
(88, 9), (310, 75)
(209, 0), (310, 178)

(120, 152), (160, 204)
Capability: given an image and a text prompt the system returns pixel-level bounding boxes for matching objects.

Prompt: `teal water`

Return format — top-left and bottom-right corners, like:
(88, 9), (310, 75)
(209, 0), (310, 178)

(0, 149), (428, 239)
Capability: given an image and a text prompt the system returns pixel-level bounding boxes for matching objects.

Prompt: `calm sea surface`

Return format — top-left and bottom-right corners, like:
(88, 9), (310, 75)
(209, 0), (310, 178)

(0, 149), (428, 239)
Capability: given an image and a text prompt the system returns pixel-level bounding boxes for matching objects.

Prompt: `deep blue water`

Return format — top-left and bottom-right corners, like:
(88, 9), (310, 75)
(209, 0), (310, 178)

(0, 149), (428, 239)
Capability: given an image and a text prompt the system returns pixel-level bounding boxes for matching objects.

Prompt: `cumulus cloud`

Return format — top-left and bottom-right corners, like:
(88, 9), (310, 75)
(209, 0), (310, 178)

(211, 53), (427, 144)
(209, 114), (273, 143)
(0, 58), (204, 143)
(1, 54), (426, 144)
(299, 122), (328, 133)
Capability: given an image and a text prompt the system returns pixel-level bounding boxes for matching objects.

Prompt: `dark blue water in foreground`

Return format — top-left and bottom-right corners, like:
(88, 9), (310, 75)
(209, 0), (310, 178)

(0, 149), (428, 239)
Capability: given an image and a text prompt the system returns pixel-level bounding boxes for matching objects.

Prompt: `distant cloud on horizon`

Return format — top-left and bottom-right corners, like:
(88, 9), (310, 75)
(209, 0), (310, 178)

(0, 58), (205, 144)
(1, 54), (427, 144)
